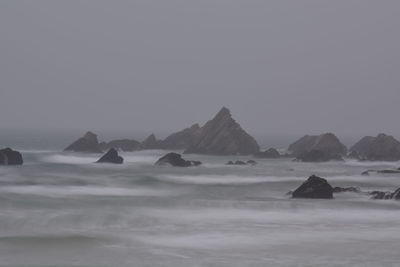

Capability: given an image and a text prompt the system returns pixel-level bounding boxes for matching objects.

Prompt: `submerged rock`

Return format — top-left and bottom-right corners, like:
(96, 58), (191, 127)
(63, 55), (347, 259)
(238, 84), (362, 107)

(349, 134), (400, 161)
(155, 153), (201, 167)
(64, 131), (102, 153)
(247, 160), (257, 165)
(0, 148), (23, 165)
(254, 148), (280, 158)
(292, 175), (333, 199)
(184, 107), (260, 155)
(333, 187), (360, 193)
(289, 133), (347, 162)
(96, 148), (124, 164)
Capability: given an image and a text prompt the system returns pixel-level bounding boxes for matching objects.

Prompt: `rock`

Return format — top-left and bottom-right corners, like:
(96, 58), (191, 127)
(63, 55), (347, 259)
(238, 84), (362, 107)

(161, 124), (201, 150)
(370, 191), (393, 200)
(361, 171), (370, 176)
(254, 148), (280, 158)
(226, 160), (247, 165)
(141, 134), (164, 150)
(155, 152), (201, 167)
(247, 160), (257, 165)
(64, 131), (102, 153)
(349, 134), (400, 161)
(184, 107), (260, 155)
(0, 148), (23, 165)
(100, 139), (141, 152)
(289, 133), (347, 162)
(292, 175), (333, 199)
(96, 148), (124, 164)
(333, 187), (360, 193)
(226, 161), (235, 165)
(392, 188), (400, 200)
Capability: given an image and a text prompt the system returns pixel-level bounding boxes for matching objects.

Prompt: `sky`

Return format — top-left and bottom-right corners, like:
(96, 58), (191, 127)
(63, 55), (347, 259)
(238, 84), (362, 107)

(1, 0), (400, 139)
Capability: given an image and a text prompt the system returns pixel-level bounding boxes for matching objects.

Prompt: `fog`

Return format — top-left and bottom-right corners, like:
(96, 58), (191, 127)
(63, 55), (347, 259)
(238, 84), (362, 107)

(1, 0), (399, 138)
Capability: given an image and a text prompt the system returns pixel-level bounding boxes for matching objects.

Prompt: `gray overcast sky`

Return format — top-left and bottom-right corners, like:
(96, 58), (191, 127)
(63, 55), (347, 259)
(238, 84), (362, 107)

(1, 0), (399, 137)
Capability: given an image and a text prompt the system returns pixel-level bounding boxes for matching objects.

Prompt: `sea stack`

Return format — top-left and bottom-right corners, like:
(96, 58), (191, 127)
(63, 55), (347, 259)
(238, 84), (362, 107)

(0, 148), (23, 165)
(292, 175), (333, 199)
(64, 131), (103, 153)
(161, 124), (201, 150)
(155, 152), (201, 167)
(349, 134), (400, 161)
(288, 133), (347, 162)
(96, 148), (124, 164)
(184, 107), (260, 155)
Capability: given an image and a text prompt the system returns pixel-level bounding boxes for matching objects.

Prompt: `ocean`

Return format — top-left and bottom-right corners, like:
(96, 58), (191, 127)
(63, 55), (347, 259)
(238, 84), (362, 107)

(0, 132), (400, 266)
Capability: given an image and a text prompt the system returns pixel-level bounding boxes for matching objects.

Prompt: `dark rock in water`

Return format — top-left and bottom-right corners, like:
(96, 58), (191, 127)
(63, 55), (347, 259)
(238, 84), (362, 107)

(361, 171), (370, 176)
(292, 175), (333, 199)
(155, 153), (201, 167)
(370, 191), (393, 200)
(96, 148), (123, 164)
(349, 134), (400, 161)
(333, 187), (360, 193)
(377, 170), (400, 174)
(0, 148), (23, 165)
(392, 188), (400, 200)
(141, 134), (164, 150)
(64, 131), (102, 153)
(226, 160), (248, 165)
(247, 160), (257, 165)
(226, 161), (235, 165)
(289, 133), (347, 162)
(184, 107), (260, 155)
(254, 148), (280, 158)
(162, 124), (201, 150)
(100, 139), (141, 152)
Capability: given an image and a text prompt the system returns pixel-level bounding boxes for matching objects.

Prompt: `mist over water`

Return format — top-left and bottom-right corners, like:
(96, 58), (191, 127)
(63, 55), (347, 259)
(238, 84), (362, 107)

(1, 144), (400, 266)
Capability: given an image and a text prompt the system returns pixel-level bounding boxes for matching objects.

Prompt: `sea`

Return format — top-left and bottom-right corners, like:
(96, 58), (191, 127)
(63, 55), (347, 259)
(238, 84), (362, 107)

(0, 130), (399, 267)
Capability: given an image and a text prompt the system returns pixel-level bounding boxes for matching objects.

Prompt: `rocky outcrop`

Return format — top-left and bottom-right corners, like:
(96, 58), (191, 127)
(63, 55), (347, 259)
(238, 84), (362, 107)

(162, 124), (201, 150)
(0, 148), (23, 165)
(96, 148), (124, 164)
(254, 148), (280, 158)
(292, 175), (333, 199)
(333, 187), (360, 193)
(226, 160), (257, 165)
(184, 107), (260, 155)
(99, 139), (141, 152)
(155, 152), (201, 167)
(140, 134), (164, 150)
(289, 133), (347, 162)
(64, 131), (102, 153)
(349, 134), (400, 161)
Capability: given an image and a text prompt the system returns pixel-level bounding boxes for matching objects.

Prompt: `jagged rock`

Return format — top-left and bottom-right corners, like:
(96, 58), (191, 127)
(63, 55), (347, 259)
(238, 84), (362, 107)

(184, 107), (260, 155)
(333, 187), (360, 193)
(292, 175), (333, 199)
(96, 148), (123, 164)
(100, 139), (141, 152)
(64, 131), (102, 153)
(0, 148), (23, 165)
(162, 124), (201, 150)
(289, 133), (347, 162)
(141, 134), (164, 150)
(349, 134), (400, 161)
(254, 148), (280, 158)
(247, 160), (257, 165)
(392, 188), (400, 200)
(226, 160), (248, 165)
(370, 191), (393, 200)
(155, 152), (201, 167)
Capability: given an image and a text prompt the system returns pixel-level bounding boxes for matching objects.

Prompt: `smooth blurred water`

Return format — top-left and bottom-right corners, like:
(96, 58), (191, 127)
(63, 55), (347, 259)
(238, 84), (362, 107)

(0, 149), (400, 266)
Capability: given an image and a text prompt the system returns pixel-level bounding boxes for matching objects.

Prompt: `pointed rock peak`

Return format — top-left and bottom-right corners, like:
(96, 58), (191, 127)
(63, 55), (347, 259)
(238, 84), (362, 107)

(84, 131), (98, 141)
(214, 107), (232, 119)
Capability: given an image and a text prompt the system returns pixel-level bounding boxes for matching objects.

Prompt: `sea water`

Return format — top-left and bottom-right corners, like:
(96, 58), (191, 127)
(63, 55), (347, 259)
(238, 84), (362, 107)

(0, 130), (400, 266)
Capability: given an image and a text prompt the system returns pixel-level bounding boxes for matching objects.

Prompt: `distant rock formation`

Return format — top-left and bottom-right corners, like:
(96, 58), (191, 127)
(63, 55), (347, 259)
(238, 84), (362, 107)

(289, 133), (347, 162)
(64, 131), (102, 153)
(184, 107), (260, 155)
(162, 124), (201, 150)
(333, 187), (360, 193)
(370, 187), (400, 200)
(292, 175), (333, 199)
(155, 152), (201, 167)
(96, 148), (123, 164)
(349, 134), (400, 161)
(226, 160), (257, 166)
(254, 148), (280, 158)
(140, 134), (164, 150)
(0, 148), (23, 165)
(99, 139), (141, 152)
